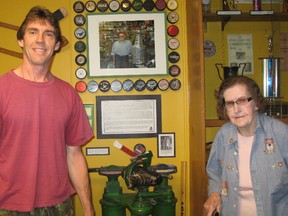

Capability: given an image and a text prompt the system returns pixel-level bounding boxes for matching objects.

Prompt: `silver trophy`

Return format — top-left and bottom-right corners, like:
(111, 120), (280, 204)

(266, 31), (275, 57)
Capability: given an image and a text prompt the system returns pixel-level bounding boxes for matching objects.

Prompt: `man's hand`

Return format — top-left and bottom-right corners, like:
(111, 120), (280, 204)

(203, 192), (221, 216)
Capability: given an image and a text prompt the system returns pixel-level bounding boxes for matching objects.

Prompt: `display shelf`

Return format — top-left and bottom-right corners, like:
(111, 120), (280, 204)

(203, 11), (288, 30)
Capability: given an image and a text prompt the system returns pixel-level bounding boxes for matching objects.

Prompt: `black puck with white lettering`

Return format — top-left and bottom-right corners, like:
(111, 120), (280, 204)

(168, 51), (180, 63)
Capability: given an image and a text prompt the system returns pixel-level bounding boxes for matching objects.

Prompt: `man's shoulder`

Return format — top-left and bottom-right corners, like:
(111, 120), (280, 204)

(52, 76), (80, 96)
(53, 76), (75, 89)
(0, 71), (13, 83)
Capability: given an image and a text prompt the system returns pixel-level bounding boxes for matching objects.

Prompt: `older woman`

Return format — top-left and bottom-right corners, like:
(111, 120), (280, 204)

(204, 76), (288, 216)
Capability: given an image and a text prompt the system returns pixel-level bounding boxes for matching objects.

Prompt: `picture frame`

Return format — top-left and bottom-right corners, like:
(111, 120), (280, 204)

(86, 147), (110, 156)
(86, 12), (168, 77)
(157, 133), (175, 158)
(96, 95), (162, 139)
(84, 104), (94, 130)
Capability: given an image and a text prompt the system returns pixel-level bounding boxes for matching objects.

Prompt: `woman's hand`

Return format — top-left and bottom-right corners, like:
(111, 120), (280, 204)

(203, 192), (221, 216)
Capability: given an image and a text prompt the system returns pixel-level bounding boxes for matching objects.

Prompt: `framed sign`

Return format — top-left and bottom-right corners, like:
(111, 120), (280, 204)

(87, 12), (168, 77)
(96, 95), (162, 138)
(157, 132), (176, 158)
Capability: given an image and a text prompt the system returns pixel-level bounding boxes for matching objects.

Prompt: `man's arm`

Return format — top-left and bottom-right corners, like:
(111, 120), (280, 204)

(67, 145), (95, 216)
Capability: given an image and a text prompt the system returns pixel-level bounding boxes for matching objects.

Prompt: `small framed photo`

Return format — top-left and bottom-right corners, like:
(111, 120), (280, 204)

(157, 133), (175, 158)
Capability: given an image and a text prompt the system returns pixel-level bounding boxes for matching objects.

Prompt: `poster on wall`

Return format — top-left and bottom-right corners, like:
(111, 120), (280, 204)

(227, 34), (254, 74)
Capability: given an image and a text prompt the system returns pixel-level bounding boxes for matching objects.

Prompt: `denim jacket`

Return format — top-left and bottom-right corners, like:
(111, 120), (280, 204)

(206, 113), (288, 216)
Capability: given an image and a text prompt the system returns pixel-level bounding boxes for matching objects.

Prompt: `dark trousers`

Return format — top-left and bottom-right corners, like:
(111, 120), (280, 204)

(115, 54), (130, 68)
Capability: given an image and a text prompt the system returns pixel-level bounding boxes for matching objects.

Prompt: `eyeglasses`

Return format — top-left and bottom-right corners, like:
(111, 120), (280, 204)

(224, 97), (253, 110)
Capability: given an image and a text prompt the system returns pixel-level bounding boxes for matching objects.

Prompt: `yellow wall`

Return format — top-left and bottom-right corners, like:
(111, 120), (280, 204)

(0, 0), (202, 215)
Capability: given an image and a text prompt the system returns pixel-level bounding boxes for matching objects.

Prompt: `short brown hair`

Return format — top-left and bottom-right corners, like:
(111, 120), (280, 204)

(17, 6), (62, 43)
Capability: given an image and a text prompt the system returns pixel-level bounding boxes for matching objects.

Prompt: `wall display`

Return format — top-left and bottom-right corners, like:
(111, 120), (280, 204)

(86, 12), (168, 77)
(72, 0), (181, 94)
(75, 54), (87, 66)
(167, 11), (179, 24)
(168, 38), (180, 50)
(74, 41), (86, 53)
(75, 81), (87, 93)
(109, 0), (120, 11)
(97, 0), (109, 12)
(167, 25), (179, 37)
(99, 80), (111, 92)
(158, 78), (170, 91)
(169, 78), (181, 90)
(155, 0), (167, 11)
(74, 14), (86, 26)
(87, 80), (99, 93)
(75, 67), (87, 79)
(84, 104), (95, 129)
(120, 0), (132, 11)
(169, 65), (180, 77)
(133, 143), (147, 155)
(123, 79), (134, 91)
(143, 0), (155, 11)
(85, 1), (97, 12)
(111, 80), (123, 92)
(134, 79), (146, 91)
(167, 0), (178, 11)
(157, 132), (176, 158)
(86, 147), (110, 156)
(203, 40), (216, 57)
(146, 79), (158, 91)
(74, 27), (86, 39)
(96, 95), (162, 138)
(73, 1), (85, 13)
(131, 0), (144, 11)
(168, 51), (180, 63)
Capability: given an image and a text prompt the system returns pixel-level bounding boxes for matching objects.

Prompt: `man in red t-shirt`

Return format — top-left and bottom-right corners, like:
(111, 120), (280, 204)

(0, 6), (95, 216)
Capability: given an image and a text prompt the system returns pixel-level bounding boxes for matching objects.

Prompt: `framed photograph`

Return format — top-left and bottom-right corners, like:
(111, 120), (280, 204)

(157, 133), (175, 158)
(86, 12), (168, 77)
(96, 95), (162, 139)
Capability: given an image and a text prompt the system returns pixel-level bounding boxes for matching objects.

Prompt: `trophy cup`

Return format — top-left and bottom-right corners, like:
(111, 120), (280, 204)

(250, 0), (273, 15)
(259, 32), (282, 99)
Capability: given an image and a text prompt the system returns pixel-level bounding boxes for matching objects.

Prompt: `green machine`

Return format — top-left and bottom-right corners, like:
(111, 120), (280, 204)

(89, 151), (177, 216)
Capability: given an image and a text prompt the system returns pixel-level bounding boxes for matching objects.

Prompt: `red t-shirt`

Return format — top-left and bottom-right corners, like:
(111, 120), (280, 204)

(0, 71), (94, 211)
